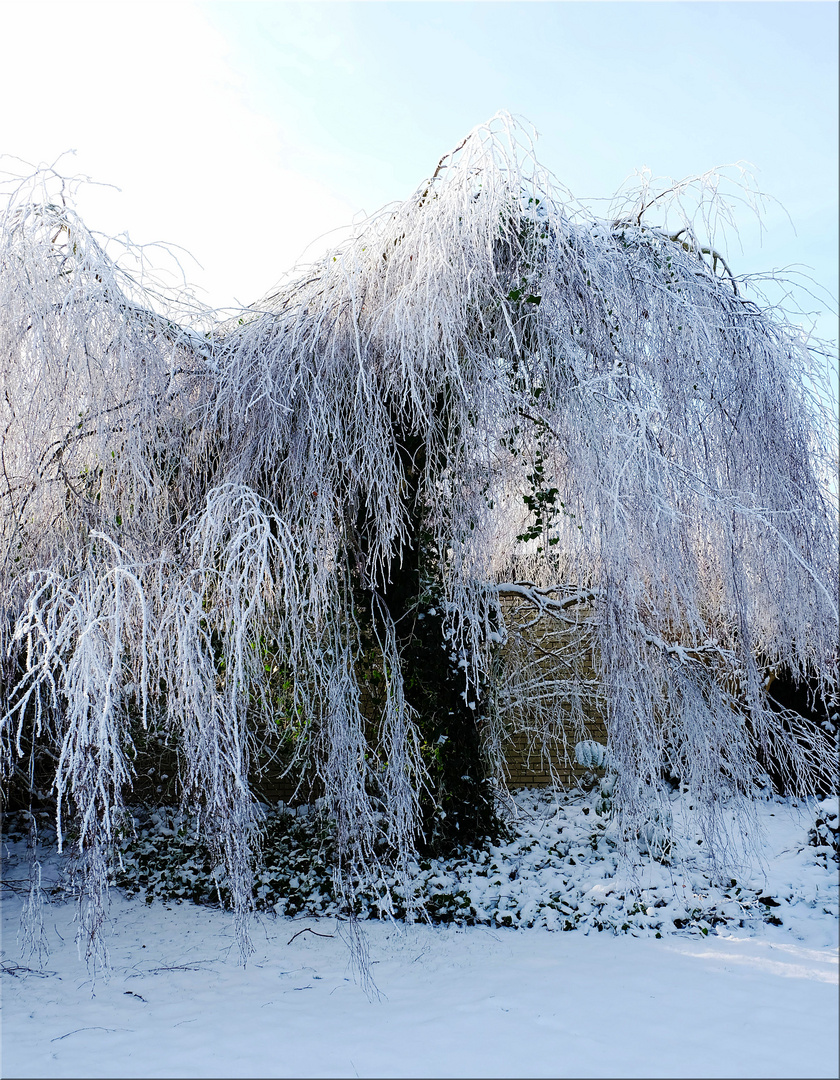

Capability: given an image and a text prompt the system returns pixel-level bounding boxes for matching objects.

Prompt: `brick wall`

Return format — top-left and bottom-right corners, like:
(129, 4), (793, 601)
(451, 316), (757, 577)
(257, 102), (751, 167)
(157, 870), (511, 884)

(262, 599), (607, 803)
(502, 719), (607, 789)
(495, 597), (607, 790)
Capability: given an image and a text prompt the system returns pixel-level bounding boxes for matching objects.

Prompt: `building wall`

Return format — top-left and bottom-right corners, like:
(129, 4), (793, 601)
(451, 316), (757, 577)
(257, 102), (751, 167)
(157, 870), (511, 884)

(502, 719), (608, 789)
(494, 596), (606, 790)
(264, 599), (606, 804)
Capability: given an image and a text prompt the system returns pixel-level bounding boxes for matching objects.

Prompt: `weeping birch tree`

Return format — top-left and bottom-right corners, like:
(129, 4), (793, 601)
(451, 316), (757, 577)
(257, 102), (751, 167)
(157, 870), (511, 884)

(2, 115), (837, 960)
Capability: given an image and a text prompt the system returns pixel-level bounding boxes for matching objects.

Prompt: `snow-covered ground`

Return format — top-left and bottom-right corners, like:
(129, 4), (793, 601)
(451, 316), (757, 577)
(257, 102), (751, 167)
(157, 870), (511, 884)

(2, 792), (838, 1079)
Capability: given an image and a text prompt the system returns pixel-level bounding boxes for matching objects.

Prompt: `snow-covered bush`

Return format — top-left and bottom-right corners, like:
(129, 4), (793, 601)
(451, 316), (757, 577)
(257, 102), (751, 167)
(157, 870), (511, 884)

(635, 805), (673, 864)
(90, 788), (840, 937)
(807, 797), (839, 865)
(574, 740), (672, 861)
(575, 740), (609, 771)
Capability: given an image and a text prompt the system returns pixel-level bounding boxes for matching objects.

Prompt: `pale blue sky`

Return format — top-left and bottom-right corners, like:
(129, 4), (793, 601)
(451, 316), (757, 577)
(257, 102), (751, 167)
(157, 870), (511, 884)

(1, 1), (837, 345)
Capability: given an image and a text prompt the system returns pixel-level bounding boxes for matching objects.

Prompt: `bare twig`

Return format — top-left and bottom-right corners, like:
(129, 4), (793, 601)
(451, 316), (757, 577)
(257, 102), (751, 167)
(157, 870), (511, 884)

(287, 927), (335, 945)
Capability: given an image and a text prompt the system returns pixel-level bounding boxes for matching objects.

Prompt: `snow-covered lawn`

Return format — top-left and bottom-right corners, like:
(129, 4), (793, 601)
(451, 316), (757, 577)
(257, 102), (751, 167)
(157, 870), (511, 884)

(2, 792), (837, 1079)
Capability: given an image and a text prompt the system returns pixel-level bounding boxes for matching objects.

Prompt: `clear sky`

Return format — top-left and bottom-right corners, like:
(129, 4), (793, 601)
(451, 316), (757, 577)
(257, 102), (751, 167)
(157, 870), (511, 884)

(1, 0), (837, 344)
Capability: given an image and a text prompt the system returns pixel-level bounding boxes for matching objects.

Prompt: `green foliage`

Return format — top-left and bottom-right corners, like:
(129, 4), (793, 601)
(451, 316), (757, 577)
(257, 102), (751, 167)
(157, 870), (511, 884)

(95, 792), (810, 934)
(115, 806), (339, 915)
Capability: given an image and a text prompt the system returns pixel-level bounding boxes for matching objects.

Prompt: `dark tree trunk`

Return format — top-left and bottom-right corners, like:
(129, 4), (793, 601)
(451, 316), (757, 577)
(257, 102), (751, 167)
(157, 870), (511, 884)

(355, 414), (498, 853)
